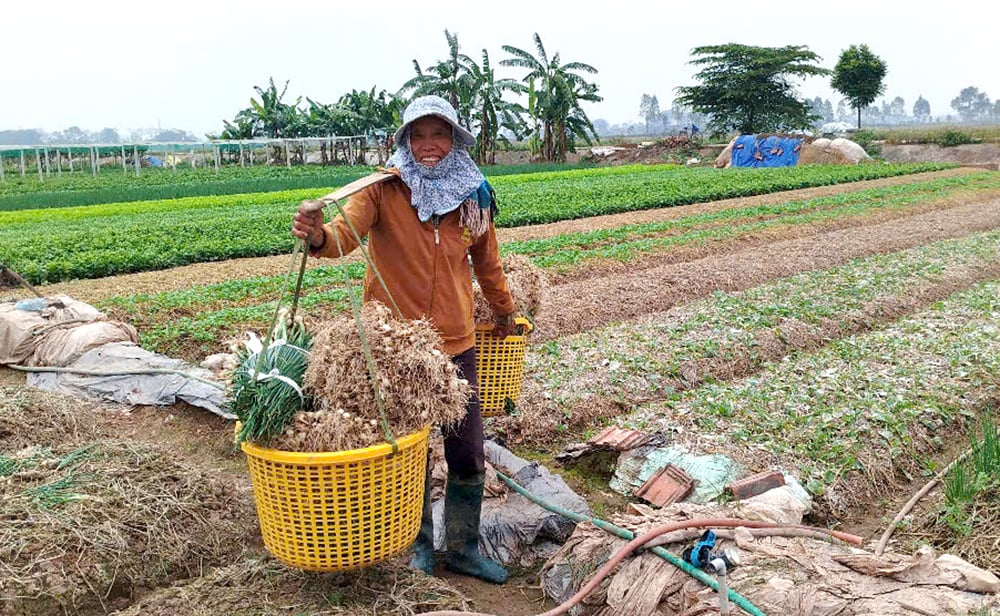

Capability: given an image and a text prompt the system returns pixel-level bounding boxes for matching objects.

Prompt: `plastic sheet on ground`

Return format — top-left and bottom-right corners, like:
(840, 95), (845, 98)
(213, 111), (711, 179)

(427, 437), (591, 566)
(2, 296), (230, 418)
(609, 442), (744, 504)
(541, 501), (999, 616)
(27, 341), (231, 419)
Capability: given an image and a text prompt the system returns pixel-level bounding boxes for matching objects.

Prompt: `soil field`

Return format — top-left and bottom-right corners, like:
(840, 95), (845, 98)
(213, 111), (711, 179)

(4, 168), (1000, 616)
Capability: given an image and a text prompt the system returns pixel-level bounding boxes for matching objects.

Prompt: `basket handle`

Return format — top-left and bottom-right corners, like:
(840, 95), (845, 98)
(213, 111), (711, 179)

(496, 317), (535, 340)
(514, 316), (534, 334)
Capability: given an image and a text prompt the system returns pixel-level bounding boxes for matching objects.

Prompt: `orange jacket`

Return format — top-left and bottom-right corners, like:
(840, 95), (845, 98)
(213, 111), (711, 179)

(312, 172), (514, 355)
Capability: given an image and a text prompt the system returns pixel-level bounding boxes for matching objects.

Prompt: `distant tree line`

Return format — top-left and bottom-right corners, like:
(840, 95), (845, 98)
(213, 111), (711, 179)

(0, 126), (197, 147)
(6, 38), (998, 155)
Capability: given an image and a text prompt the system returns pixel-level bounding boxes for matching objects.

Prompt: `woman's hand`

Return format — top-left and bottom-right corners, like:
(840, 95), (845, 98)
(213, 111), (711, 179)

(492, 312), (516, 339)
(292, 201), (326, 248)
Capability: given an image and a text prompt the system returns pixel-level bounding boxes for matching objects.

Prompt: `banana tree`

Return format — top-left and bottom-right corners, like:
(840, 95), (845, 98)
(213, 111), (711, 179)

(399, 30), (476, 129)
(501, 33), (602, 162)
(463, 49), (527, 164)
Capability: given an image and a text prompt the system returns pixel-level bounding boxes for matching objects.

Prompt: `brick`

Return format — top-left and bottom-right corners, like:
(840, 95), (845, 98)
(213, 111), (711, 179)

(588, 426), (648, 451)
(726, 470), (786, 501)
(635, 463), (695, 507)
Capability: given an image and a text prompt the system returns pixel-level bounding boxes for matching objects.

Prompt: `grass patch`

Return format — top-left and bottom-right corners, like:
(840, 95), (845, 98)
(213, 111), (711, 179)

(940, 416), (1000, 535)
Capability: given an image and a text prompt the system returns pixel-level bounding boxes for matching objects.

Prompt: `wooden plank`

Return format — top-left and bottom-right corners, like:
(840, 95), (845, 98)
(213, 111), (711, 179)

(299, 171), (396, 212)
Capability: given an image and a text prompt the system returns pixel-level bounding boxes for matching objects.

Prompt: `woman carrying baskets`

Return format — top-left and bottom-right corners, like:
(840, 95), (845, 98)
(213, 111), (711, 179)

(291, 95), (516, 584)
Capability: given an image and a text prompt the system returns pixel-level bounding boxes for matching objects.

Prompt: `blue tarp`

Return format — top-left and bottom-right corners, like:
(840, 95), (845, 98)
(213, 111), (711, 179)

(730, 135), (803, 168)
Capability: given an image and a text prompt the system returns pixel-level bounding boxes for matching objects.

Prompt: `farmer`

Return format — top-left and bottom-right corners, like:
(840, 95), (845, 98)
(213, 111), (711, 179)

(291, 95), (516, 584)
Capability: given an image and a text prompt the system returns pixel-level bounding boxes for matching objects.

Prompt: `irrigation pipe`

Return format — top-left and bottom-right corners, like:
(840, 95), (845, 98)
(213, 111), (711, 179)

(425, 470), (864, 616)
(874, 443), (978, 556)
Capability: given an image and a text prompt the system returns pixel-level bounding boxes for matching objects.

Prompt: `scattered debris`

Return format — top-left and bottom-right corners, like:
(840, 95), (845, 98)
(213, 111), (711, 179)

(733, 485), (811, 525)
(589, 425), (650, 450)
(610, 441), (744, 504)
(1, 295), (228, 417)
(726, 469), (785, 501)
(635, 463), (695, 507)
(541, 502), (999, 616)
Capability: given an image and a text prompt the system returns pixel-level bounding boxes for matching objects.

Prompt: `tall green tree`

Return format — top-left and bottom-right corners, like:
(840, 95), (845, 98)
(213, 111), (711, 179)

(913, 95), (931, 121)
(675, 44), (830, 135)
(888, 96), (906, 118)
(831, 44), (887, 130)
(222, 78), (303, 141)
(250, 78), (302, 138)
(463, 49), (527, 164)
(400, 30), (475, 127)
(501, 33), (602, 162)
(951, 86), (991, 122)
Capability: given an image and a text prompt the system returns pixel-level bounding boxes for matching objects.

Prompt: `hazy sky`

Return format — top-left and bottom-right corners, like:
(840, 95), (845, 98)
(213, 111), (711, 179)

(3, 0), (996, 138)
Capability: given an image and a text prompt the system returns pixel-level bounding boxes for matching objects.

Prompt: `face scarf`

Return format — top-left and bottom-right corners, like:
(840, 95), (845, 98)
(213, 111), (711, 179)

(386, 136), (491, 237)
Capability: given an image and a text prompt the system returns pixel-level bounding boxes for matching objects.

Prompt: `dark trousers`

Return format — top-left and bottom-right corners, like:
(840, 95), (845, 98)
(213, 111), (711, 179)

(445, 346), (485, 479)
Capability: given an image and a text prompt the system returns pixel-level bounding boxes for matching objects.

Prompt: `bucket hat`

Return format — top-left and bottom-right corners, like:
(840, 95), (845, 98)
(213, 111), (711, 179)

(394, 95), (476, 149)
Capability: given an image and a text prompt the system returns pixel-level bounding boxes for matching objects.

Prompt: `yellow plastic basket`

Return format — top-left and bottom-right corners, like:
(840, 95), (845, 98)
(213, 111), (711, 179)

(240, 425), (430, 572)
(475, 317), (533, 417)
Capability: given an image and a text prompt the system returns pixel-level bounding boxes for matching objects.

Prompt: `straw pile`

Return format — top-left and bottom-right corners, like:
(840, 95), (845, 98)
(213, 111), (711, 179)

(472, 254), (547, 324)
(269, 301), (471, 452)
(1, 387), (254, 616)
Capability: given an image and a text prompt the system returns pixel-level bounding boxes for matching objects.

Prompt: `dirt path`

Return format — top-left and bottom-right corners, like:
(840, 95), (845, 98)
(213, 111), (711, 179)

(30, 168), (976, 304)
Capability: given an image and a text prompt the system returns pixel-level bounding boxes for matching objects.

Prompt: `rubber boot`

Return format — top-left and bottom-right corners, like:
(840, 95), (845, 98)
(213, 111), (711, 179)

(409, 452), (435, 574)
(443, 473), (509, 584)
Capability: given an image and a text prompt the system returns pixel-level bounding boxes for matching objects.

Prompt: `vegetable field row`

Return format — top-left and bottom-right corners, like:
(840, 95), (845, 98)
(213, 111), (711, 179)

(101, 175), (1000, 358)
(0, 165), (372, 211)
(637, 279), (1000, 503)
(522, 227), (1000, 432)
(2, 163), (954, 284)
(0, 161), (593, 211)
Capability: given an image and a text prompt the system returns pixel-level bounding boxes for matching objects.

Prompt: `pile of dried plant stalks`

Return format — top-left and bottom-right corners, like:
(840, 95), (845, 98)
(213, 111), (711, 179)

(473, 253), (548, 323)
(111, 557), (470, 616)
(269, 302), (470, 453)
(0, 387), (254, 616)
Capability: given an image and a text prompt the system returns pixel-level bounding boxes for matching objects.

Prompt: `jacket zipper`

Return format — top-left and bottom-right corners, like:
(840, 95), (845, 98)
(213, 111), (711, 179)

(429, 215), (440, 315)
